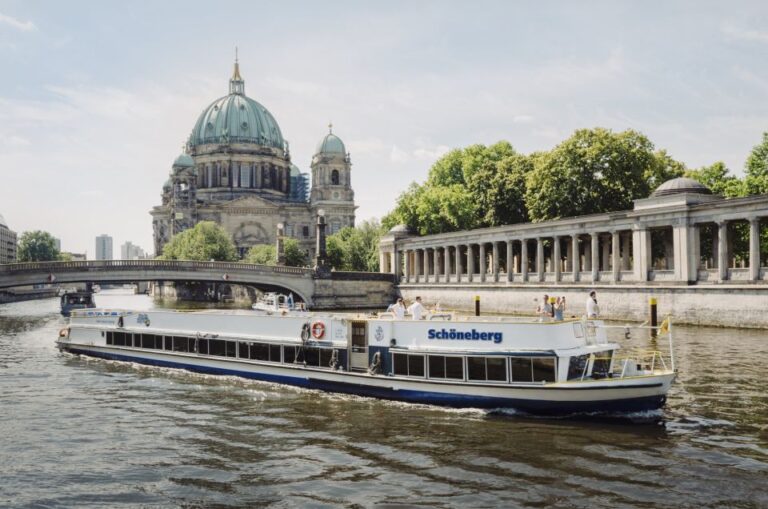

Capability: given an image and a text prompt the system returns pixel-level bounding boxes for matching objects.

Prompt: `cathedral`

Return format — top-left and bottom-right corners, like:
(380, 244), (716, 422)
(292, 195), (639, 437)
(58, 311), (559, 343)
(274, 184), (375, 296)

(151, 59), (356, 259)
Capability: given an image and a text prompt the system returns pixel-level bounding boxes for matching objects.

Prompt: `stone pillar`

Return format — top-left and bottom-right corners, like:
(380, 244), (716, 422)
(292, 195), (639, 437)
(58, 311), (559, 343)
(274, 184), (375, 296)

(718, 221), (729, 281)
(590, 233), (599, 282)
(521, 239), (529, 282)
(404, 249), (411, 283)
(492, 242), (500, 282)
(467, 244), (475, 282)
(536, 238), (544, 281)
(633, 228), (651, 282)
(276, 223), (286, 265)
(553, 236), (561, 282)
(433, 248), (440, 282)
(314, 214), (328, 274)
(564, 237), (572, 272)
(479, 243), (487, 282)
(601, 235), (610, 272)
(621, 232), (631, 270)
(443, 246), (450, 281)
(393, 250), (401, 278)
(571, 235), (579, 281)
(456, 245), (462, 281)
(413, 249), (421, 282)
(423, 248), (430, 281)
(506, 240), (514, 282)
(673, 223), (695, 283)
(750, 218), (761, 281)
(611, 231), (620, 282)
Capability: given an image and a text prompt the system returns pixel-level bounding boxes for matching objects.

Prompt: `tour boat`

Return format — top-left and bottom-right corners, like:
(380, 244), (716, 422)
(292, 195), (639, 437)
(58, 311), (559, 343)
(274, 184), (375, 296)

(251, 292), (308, 315)
(56, 310), (676, 415)
(59, 291), (96, 316)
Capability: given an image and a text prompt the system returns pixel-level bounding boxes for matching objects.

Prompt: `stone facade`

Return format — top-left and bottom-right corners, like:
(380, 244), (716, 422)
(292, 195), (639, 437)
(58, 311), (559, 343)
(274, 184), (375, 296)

(151, 60), (356, 259)
(0, 214), (17, 264)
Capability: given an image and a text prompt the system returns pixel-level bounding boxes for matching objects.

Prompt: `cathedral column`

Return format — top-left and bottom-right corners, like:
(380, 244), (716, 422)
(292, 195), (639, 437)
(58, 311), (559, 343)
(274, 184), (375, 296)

(553, 236), (561, 282)
(467, 244), (475, 282)
(506, 240), (514, 282)
(492, 242), (500, 282)
(521, 239), (529, 282)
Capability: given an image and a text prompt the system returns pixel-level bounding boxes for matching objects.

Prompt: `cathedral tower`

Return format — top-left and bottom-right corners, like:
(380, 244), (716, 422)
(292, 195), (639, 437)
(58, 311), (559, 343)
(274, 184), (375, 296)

(310, 124), (356, 234)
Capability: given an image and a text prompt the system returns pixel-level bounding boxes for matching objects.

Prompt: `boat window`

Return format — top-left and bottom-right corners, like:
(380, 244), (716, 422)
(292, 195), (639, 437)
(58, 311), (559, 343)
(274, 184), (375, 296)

(568, 354), (590, 380)
(208, 339), (225, 356)
(304, 347), (320, 366)
(238, 342), (249, 358)
(510, 357), (533, 382)
(113, 331), (127, 346)
(173, 336), (191, 353)
(393, 353), (425, 377)
(141, 334), (162, 349)
(164, 336), (173, 351)
(428, 355), (463, 380)
(592, 351), (613, 378)
(284, 346), (297, 364)
(320, 349), (332, 368)
(270, 344), (281, 362)
(532, 358), (556, 382)
(467, 356), (508, 382)
(198, 339), (208, 355)
(106, 331), (114, 345)
(225, 341), (237, 358)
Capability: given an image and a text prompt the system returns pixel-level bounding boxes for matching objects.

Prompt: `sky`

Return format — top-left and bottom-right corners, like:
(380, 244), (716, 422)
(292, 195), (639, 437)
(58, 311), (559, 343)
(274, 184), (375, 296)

(1, 1), (767, 256)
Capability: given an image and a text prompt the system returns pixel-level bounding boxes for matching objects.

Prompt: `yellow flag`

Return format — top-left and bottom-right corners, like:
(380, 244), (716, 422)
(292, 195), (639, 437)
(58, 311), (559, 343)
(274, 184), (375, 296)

(659, 317), (670, 335)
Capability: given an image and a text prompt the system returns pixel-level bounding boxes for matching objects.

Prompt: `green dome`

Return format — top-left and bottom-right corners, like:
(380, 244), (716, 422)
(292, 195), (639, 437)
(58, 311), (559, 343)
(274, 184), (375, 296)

(189, 62), (285, 150)
(173, 153), (195, 168)
(316, 129), (346, 155)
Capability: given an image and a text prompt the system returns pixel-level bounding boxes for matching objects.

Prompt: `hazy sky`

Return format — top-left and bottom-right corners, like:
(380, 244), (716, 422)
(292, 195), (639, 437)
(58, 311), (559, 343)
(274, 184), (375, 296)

(1, 1), (767, 256)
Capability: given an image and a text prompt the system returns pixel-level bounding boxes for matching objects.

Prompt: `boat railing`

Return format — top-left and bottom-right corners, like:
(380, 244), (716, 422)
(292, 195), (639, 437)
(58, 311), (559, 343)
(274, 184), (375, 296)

(613, 350), (669, 378)
(593, 317), (675, 372)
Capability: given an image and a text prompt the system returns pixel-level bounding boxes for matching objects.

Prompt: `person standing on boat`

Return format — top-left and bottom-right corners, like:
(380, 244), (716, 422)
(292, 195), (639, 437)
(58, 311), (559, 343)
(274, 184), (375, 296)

(407, 296), (426, 320)
(586, 291), (600, 318)
(390, 298), (406, 319)
(537, 294), (552, 321)
(553, 297), (564, 321)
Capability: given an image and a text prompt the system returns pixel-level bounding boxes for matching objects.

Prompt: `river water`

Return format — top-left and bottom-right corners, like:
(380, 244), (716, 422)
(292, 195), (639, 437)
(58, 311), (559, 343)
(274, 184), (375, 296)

(1, 290), (766, 508)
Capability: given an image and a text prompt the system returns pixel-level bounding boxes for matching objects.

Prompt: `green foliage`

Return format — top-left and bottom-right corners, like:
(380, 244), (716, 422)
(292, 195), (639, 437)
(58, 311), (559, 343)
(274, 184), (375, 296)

(283, 238), (308, 267)
(17, 230), (60, 262)
(160, 221), (237, 261)
(685, 162), (744, 198)
(325, 219), (384, 272)
(744, 131), (768, 195)
(58, 252), (73, 262)
(244, 244), (276, 265)
(525, 128), (657, 222)
(648, 150), (687, 191)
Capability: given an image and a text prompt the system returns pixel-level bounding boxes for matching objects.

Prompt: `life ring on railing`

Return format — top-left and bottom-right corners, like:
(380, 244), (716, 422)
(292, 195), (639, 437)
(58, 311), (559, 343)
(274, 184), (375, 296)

(311, 321), (325, 339)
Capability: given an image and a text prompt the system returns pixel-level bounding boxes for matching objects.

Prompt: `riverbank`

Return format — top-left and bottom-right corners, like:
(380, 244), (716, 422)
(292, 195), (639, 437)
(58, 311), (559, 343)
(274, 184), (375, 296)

(0, 287), (57, 304)
(398, 283), (768, 328)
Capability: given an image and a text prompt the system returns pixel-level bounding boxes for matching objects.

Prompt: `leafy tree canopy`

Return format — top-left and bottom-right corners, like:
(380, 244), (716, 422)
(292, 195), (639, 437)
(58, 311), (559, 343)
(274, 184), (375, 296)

(244, 244), (276, 265)
(685, 162), (744, 198)
(18, 230), (61, 262)
(160, 221), (237, 261)
(283, 238), (308, 267)
(326, 219), (384, 272)
(744, 131), (768, 195)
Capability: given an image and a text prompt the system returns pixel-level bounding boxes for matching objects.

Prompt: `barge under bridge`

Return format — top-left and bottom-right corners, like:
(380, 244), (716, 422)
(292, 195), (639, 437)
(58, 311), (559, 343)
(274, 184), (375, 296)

(0, 260), (396, 310)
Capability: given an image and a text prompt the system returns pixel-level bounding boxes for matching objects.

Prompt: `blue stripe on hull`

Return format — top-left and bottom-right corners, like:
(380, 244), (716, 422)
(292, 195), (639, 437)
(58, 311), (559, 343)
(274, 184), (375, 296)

(64, 347), (666, 416)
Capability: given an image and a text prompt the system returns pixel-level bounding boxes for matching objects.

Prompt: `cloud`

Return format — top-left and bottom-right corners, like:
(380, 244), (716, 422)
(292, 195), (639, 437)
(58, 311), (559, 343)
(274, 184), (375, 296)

(0, 12), (36, 32)
(721, 24), (768, 44)
(0, 134), (30, 146)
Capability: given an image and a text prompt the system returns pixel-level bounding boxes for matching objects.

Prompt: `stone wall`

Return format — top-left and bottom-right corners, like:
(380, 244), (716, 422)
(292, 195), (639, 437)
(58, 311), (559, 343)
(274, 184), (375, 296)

(312, 275), (396, 310)
(398, 284), (768, 329)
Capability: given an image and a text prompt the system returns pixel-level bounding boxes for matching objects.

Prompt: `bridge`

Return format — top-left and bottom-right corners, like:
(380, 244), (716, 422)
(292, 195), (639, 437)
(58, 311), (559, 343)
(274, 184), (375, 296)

(0, 260), (396, 309)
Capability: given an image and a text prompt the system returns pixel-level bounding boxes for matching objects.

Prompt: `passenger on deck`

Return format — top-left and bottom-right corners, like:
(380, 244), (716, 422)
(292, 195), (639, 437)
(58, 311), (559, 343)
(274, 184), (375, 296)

(537, 294), (552, 321)
(390, 298), (406, 319)
(407, 296), (425, 320)
(586, 291), (600, 318)
(554, 297), (564, 321)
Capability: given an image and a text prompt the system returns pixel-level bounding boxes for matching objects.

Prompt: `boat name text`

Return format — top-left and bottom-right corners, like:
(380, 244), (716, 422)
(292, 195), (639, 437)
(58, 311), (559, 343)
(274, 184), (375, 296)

(428, 328), (503, 344)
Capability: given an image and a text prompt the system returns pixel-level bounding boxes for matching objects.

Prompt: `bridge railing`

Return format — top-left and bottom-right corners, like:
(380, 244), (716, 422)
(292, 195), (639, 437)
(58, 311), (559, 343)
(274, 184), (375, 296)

(0, 260), (313, 276)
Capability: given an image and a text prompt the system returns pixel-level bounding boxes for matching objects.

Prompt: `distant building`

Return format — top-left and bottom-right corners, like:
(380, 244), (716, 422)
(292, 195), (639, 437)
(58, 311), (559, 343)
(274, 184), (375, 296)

(0, 214), (17, 264)
(121, 241), (145, 260)
(64, 252), (87, 262)
(53, 238), (61, 251)
(150, 58), (356, 258)
(95, 235), (113, 260)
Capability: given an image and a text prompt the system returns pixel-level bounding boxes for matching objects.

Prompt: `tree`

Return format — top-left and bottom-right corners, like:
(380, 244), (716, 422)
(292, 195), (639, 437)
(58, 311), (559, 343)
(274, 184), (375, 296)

(17, 230), (60, 262)
(744, 131), (768, 195)
(325, 220), (385, 271)
(160, 221), (237, 261)
(283, 238), (308, 267)
(525, 128), (657, 222)
(648, 150), (686, 192)
(685, 162), (743, 197)
(244, 244), (276, 265)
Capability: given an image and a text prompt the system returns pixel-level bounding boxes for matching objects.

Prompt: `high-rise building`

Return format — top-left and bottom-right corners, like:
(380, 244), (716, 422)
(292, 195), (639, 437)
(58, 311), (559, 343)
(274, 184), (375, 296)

(121, 241), (145, 260)
(53, 238), (61, 251)
(0, 214), (17, 264)
(95, 234), (113, 260)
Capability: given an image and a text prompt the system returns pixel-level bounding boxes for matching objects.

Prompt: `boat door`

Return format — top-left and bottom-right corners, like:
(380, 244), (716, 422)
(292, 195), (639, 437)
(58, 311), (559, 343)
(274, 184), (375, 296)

(349, 321), (368, 371)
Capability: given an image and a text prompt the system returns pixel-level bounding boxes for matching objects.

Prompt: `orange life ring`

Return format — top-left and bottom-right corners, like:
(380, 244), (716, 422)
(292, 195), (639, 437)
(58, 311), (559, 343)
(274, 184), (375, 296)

(311, 321), (325, 339)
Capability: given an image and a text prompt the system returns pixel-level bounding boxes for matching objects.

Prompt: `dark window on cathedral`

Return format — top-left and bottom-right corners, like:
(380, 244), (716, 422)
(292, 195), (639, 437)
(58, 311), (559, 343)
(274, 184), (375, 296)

(303, 226), (309, 238)
(331, 169), (340, 185)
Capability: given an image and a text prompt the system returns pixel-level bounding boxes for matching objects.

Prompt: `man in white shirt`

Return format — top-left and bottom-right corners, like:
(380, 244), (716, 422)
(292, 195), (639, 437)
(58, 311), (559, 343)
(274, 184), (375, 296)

(391, 298), (406, 319)
(407, 296), (426, 320)
(586, 291), (600, 318)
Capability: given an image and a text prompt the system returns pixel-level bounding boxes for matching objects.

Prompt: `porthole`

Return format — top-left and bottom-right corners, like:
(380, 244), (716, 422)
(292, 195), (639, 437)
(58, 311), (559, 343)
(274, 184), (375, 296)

(241, 122), (248, 130)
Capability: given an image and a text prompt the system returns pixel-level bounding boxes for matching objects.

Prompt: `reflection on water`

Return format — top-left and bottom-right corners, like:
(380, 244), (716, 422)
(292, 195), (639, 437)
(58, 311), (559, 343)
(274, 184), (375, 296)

(1, 290), (766, 508)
